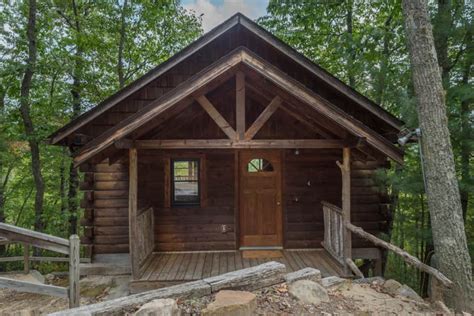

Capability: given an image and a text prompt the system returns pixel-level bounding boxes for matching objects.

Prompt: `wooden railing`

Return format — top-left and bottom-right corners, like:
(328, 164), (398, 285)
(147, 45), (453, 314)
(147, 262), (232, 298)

(0, 223), (80, 308)
(136, 206), (155, 277)
(321, 201), (345, 265)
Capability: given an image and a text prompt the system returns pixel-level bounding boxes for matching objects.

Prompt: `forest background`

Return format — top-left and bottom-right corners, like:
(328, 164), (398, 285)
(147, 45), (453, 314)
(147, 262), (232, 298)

(0, 0), (472, 297)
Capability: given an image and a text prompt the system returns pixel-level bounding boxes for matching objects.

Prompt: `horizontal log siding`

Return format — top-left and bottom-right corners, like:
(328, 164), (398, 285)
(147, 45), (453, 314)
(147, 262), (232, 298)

(139, 150), (236, 251)
(82, 150), (389, 255)
(81, 161), (130, 255)
(283, 149), (388, 249)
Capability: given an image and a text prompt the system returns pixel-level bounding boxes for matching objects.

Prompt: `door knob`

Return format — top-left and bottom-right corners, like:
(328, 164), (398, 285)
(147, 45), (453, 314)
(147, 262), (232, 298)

(277, 201), (281, 206)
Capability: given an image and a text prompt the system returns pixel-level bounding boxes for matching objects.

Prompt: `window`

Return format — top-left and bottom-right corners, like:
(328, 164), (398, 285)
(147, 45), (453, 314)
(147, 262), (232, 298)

(247, 158), (274, 173)
(172, 159), (200, 206)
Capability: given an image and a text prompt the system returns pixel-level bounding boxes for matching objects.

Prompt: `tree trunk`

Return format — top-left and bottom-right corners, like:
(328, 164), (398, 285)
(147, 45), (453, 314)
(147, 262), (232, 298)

(19, 0), (45, 237)
(67, 0), (84, 236)
(402, 0), (474, 311)
(345, 0), (355, 87)
(375, 13), (393, 105)
(432, 0), (452, 87)
(117, 0), (128, 88)
(459, 23), (472, 221)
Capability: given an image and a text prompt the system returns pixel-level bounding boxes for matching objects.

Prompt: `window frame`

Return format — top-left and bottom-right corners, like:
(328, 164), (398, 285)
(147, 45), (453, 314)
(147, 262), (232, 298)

(171, 158), (201, 207)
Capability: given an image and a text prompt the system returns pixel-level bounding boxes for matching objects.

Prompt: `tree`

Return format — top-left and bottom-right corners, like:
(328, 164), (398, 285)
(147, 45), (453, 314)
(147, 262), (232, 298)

(19, 0), (45, 236)
(402, 0), (474, 311)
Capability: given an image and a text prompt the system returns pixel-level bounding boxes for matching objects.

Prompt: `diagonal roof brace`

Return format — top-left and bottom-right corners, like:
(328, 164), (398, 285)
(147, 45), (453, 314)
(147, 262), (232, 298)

(73, 47), (403, 167)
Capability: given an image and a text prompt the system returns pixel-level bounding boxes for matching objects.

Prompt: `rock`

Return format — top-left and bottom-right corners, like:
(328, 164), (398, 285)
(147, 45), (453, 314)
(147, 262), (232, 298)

(288, 280), (329, 305)
(382, 279), (402, 296)
(353, 276), (384, 285)
(284, 268), (322, 284)
(134, 299), (180, 316)
(45, 273), (55, 283)
(202, 290), (256, 316)
(398, 284), (423, 302)
(434, 300), (453, 315)
(321, 276), (348, 289)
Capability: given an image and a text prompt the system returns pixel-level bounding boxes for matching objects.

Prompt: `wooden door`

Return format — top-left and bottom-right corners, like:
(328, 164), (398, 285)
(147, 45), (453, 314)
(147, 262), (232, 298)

(239, 150), (282, 248)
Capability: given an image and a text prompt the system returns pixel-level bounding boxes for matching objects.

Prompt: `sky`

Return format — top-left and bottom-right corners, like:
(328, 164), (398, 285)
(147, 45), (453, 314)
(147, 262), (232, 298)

(182, 0), (269, 32)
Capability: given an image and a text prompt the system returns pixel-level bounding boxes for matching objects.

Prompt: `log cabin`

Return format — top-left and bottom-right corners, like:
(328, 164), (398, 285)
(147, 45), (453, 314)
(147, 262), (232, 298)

(49, 13), (404, 289)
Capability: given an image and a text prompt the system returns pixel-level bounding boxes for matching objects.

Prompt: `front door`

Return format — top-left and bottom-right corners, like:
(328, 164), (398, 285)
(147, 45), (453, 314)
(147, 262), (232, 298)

(239, 150), (282, 248)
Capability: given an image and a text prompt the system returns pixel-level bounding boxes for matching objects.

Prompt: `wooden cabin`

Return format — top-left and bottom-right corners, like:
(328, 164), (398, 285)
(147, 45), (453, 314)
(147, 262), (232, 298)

(49, 13), (403, 289)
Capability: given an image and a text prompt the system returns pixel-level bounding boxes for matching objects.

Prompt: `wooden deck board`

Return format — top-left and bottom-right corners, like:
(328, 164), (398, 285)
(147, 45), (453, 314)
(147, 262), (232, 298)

(140, 250), (342, 282)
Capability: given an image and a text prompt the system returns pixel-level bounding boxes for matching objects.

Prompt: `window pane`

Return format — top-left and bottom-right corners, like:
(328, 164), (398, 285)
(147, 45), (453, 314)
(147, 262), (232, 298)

(172, 159), (199, 205)
(247, 158), (273, 173)
(174, 181), (199, 202)
(173, 160), (198, 181)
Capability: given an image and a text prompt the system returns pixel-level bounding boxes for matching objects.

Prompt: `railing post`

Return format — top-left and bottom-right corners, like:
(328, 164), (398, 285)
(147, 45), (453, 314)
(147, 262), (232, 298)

(23, 243), (30, 274)
(129, 147), (140, 279)
(337, 147), (351, 275)
(68, 234), (80, 308)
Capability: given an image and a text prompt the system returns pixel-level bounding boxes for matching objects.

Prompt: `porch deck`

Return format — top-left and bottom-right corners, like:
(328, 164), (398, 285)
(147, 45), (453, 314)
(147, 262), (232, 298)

(130, 249), (343, 292)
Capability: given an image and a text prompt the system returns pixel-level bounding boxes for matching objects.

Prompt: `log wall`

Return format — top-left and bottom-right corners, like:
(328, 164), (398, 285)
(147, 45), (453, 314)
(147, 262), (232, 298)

(80, 161), (130, 255)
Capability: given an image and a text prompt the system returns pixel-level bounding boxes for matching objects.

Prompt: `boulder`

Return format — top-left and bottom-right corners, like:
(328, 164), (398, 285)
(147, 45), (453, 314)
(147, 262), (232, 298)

(284, 268), (322, 284)
(382, 279), (402, 296)
(288, 280), (329, 305)
(353, 276), (385, 285)
(202, 290), (256, 316)
(398, 285), (423, 302)
(321, 276), (348, 289)
(434, 300), (453, 315)
(134, 299), (180, 316)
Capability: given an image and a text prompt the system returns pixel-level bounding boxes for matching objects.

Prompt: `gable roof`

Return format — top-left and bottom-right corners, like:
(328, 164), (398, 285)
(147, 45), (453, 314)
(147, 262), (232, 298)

(48, 13), (402, 145)
(72, 47), (404, 167)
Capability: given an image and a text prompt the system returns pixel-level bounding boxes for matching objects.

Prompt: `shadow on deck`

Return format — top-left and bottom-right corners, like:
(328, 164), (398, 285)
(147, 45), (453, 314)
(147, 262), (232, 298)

(130, 249), (343, 293)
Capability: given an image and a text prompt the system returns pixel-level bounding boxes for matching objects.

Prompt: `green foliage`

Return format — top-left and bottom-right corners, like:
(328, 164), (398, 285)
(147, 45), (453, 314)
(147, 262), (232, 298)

(260, 0), (473, 295)
(0, 0), (202, 271)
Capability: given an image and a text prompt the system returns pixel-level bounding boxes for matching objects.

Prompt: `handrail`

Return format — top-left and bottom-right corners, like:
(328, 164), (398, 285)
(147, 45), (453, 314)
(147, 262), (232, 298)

(0, 223), (80, 307)
(346, 222), (453, 288)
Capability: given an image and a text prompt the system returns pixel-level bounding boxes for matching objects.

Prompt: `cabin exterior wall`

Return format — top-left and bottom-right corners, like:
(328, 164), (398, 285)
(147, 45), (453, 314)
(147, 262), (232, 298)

(80, 150), (389, 256)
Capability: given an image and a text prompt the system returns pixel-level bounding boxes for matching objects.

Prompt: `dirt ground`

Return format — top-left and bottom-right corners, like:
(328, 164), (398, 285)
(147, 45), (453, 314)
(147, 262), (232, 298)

(0, 272), (130, 315)
(0, 272), (450, 315)
(179, 281), (445, 315)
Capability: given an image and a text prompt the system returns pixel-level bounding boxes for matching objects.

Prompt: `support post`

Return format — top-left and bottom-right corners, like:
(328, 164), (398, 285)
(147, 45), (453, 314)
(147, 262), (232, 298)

(23, 243), (30, 274)
(128, 147), (139, 279)
(68, 234), (80, 308)
(337, 147), (351, 275)
(236, 71), (245, 140)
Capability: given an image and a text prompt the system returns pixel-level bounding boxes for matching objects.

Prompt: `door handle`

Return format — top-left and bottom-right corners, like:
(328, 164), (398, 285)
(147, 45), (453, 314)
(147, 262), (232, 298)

(276, 201), (281, 206)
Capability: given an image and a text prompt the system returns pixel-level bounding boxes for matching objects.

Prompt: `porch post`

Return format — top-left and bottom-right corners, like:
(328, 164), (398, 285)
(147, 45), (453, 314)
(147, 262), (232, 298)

(128, 147), (139, 279)
(340, 147), (352, 274)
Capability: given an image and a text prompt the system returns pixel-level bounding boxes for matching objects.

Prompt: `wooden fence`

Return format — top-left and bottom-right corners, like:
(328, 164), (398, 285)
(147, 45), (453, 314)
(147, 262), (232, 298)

(0, 223), (81, 308)
(321, 201), (344, 265)
(321, 201), (453, 288)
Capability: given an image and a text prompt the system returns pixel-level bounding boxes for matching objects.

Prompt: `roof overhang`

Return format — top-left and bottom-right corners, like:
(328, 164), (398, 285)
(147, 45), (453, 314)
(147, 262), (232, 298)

(49, 13), (403, 146)
(72, 47), (404, 167)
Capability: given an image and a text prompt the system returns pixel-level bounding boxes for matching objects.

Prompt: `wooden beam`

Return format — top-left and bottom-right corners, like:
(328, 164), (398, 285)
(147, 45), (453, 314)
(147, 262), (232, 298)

(73, 49), (243, 167)
(244, 96), (281, 140)
(337, 147), (351, 275)
(240, 50), (404, 164)
(196, 95), (237, 140)
(123, 139), (351, 149)
(345, 258), (364, 278)
(73, 48), (403, 166)
(0, 223), (69, 255)
(68, 235), (80, 308)
(346, 222), (453, 288)
(128, 147), (139, 279)
(236, 71), (245, 140)
(0, 277), (68, 298)
(245, 81), (337, 139)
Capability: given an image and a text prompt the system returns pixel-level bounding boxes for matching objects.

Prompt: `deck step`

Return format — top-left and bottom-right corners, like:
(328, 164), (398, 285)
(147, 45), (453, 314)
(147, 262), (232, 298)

(242, 250), (283, 259)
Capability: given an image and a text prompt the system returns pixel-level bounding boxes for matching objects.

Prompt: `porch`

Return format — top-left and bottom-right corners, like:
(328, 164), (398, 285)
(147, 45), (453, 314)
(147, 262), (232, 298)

(130, 249), (343, 292)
